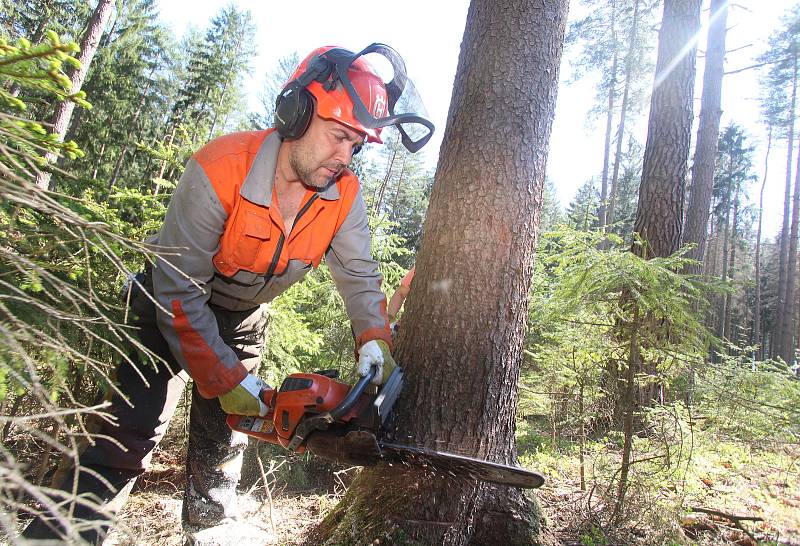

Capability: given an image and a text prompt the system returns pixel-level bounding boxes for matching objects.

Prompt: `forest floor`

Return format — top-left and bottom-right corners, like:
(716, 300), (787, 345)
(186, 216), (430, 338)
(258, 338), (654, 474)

(104, 426), (800, 546)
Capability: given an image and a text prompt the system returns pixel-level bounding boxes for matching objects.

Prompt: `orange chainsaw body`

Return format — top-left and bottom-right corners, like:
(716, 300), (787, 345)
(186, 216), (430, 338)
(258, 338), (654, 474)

(225, 372), (372, 451)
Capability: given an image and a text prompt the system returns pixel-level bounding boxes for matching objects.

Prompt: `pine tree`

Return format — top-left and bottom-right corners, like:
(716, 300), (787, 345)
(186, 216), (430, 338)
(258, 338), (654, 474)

(249, 52), (300, 130)
(58, 0), (173, 194)
(711, 124), (756, 343)
(35, 0), (116, 190)
(759, 5), (800, 359)
(169, 6), (255, 141)
(566, 178), (600, 231)
(566, 0), (658, 232)
(320, 0), (570, 542)
(153, 6), (256, 191)
(683, 0), (729, 275)
(618, 0), (701, 514)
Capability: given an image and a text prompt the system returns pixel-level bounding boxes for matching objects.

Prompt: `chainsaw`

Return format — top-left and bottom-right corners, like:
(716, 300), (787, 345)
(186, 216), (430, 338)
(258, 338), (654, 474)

(226, 366), (544, 489)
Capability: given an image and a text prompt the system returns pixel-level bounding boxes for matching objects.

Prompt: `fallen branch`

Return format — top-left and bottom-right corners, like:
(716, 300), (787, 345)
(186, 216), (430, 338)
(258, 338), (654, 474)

(690, 506), (763, 523)
(690, 506), (762, 541)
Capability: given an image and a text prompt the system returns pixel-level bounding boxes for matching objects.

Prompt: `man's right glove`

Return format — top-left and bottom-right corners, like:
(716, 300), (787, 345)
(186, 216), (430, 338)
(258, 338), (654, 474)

(218, 374), (270, 416)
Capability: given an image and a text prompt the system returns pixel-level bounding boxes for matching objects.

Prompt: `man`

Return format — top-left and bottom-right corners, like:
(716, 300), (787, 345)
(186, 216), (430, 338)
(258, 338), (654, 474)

(23, 43), (433, 543)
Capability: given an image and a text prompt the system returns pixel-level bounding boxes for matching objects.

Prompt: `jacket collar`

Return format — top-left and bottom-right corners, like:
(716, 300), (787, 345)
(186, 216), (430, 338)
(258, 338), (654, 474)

(240, 130), (342, 205)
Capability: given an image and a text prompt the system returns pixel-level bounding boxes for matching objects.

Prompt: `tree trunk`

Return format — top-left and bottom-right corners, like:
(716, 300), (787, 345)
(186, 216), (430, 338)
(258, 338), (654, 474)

(723, 184), (740, 343)
(682, 0), (729, 274)
(91, 140), (107, 180)
(774, 58), (798, 359)
(373, 144), (398, 215)
(606, 0), (641, 229)
(110, 73), (154, 189)
(716, 180), (732, 341)
(622, 0), (700, 413)
(154, 125), (177, 195)
(778, 119), (800, 365)
(753, 129), (771, 360)
(599, 5), (619, 233)
(631, 0), (700, 259)
(613, 304), (641, 519)
(390, 155), (408, 215)
(705, 216), (717, 278)
(318, 1), (568, 544)
(34, 0), (116, 191)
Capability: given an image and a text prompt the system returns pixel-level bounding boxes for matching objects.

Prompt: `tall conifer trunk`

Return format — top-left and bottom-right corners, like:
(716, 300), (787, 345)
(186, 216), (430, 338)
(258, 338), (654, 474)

(774, 58), (798, 359)
(724, 184), (740, 343)
(717, 175), (732, 341)
(753, 129), (771, 360)
(779, 124), (800, 364)
(34, 0), (115, 191)
(631, 0), (700, 258)
(599, 4), (619, 233)
(607, 0), (640, 228)
(619, 0), (700, 434)
(318, 0), (568, 544)
(683, 0), (729, 274)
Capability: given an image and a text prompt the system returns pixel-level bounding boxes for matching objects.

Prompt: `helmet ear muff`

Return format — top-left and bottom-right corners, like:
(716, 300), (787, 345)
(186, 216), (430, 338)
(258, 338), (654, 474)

(274, 82), (314, 140)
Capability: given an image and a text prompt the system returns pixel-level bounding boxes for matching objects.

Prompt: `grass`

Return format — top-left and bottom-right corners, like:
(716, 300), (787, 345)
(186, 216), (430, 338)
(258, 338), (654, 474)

(516, 415), (800, 545)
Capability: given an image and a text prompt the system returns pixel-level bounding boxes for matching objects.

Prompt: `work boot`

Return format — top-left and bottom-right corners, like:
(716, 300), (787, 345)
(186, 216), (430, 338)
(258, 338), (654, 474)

(181, 462), (242, 528)
(182, 384), (250, 528)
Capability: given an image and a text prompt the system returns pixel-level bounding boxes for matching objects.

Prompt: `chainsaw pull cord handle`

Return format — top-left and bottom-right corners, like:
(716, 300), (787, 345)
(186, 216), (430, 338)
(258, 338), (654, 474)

(328, 365), (377, 421)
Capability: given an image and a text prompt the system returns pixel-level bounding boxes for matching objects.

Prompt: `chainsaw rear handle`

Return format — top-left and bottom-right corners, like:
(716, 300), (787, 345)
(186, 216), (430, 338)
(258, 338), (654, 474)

(329, 365), (377, 420)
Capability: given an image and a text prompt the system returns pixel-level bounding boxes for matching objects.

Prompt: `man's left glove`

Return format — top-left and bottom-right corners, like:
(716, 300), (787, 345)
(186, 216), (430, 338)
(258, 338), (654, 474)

(218, 374), (270, 416)
(357, 339), (396, 385)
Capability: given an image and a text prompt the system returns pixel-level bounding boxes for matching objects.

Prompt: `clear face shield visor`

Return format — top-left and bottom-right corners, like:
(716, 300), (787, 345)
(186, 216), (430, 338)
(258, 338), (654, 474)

(326, 43), (435, 153)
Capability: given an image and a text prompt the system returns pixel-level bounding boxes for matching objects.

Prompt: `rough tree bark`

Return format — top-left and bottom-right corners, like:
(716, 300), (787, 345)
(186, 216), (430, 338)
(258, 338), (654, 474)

(34, 0), (116, 191)
(631, 0), (700, 258)
(682, 0), (729, 274)
(317, 0), (569, 544)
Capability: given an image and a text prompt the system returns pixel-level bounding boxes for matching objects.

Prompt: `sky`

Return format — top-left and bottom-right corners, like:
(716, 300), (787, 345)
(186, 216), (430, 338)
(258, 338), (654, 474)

(156, 0), (796, 238)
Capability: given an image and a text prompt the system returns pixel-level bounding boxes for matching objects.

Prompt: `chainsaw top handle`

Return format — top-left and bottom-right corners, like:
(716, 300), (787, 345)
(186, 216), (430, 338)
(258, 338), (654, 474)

(329, 365), (377, 420)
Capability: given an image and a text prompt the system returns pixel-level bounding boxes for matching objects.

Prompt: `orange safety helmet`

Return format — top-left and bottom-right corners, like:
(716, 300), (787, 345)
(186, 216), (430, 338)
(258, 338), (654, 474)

(296, 46), (387, 143)
(274, 44), (434, 153)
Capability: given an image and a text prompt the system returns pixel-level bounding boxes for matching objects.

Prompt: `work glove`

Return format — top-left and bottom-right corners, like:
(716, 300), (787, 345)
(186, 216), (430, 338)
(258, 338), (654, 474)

(218, 374), (270, 416)
(357, 339), (396, 385)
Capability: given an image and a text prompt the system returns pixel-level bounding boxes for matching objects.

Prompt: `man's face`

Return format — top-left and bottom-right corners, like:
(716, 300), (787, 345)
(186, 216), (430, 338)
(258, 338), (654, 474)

(288, 115), (366, 189)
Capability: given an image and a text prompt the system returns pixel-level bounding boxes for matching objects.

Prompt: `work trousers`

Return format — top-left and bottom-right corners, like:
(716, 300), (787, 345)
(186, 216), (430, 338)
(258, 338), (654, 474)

(22, 276), (268, 544)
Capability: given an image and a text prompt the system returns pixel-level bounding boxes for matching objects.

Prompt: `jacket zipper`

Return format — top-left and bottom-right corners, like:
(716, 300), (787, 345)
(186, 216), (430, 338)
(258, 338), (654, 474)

(265, 193), (319, 281)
